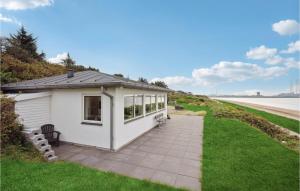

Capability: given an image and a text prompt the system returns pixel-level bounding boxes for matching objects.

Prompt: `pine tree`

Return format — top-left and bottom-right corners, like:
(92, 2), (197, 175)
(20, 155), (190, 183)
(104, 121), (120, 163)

(138, 77), (148, 83)
(62, 53), (76, 68)
(151, 81), (168, 88)
(5, 26), (45, 62)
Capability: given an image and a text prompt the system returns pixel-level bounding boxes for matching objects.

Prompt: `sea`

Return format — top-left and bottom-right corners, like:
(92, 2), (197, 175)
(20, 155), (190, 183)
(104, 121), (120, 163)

(209, 97), (300, 112)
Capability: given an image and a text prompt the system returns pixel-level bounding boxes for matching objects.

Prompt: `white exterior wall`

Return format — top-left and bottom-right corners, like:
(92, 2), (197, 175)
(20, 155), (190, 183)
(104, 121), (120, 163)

(51, 88), (114, 149)
(14, 93), (51, 130)
(113, 87), (167, 150)
(9, 87), (167, 150)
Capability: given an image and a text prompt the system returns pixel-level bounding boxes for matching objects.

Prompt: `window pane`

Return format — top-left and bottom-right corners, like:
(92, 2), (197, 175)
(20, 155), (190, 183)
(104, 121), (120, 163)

(124, 96), (134, 120)
(161, 96), (165, 109)
(145, 96), (151, 113)
(151, 96), (156, 112)
(158, 96), (161, 109)
(84, 96), (101, 121)
(135, 96), (143, 117)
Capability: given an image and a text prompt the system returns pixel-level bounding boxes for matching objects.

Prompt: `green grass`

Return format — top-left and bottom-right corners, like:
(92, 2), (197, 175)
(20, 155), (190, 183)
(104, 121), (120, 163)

(1, 157), (184, 191)
(223, 101), (300, 133)
(181, 103), (299, 191)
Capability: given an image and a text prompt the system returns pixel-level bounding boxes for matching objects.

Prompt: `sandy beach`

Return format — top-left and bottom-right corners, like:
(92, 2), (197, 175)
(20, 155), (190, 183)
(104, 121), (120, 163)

(224, 100), (300, 120)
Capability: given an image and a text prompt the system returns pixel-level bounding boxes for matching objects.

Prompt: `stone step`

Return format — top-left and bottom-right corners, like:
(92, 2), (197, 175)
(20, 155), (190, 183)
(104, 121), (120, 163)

(34, 139), (49, 149)
(23, 129), (42, 139)
(30, 134), (45, 144)
(22, 129), (59, 162)
(48, 155), (58, 162)
(39, 144), (52, 153)
(44, 150), (55, 159)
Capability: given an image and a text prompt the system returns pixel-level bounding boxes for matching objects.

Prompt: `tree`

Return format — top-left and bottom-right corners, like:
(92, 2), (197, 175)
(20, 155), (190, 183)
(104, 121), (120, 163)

(151, 81), (168, 88)
(5, 26), (45, 62)
(138, 77), (148, 83)
(114, 73), (124, 78)
(62, 53), (75, 68)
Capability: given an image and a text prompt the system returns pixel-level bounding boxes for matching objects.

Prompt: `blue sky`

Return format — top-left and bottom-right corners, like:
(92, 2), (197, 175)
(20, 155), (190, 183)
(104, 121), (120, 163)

(1, 0), (299, 95)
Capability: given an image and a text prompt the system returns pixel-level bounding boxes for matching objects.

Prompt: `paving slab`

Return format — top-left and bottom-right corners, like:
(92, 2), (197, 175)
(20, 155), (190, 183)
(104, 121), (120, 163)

(54, 114), (203, 191)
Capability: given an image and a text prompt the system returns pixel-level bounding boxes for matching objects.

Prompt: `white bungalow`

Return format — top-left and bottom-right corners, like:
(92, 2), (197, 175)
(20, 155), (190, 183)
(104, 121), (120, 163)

(2, 70), (170, 151)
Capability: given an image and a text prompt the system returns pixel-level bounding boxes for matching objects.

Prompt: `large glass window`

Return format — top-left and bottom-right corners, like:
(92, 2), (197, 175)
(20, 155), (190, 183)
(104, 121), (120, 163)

(145, 95), (157, 114)
(145, 96), (151, 113)
(84, 96), (101, 122)
(135, 95), (143, 117)
(151, 95), (156, 112)
(124, 95), (144, 121)
(158, 95), (165, 110)
(124, 96), (134, 120)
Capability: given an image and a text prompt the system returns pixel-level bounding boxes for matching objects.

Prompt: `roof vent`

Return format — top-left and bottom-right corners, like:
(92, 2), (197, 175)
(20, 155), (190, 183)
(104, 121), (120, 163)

(67, 69), (74, 78)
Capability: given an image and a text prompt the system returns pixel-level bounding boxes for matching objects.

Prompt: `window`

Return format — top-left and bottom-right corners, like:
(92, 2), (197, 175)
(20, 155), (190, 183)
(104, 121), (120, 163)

(135, 95), (143, 117)
(145, 96), (151, 113)
(158, 95), (165, 110)
(124, 95), (144, 121)
(84, 96), (101, 122)
(124, 96), (134, 120)
(151, 95), (157, 112)
(145, 95), (157, 114)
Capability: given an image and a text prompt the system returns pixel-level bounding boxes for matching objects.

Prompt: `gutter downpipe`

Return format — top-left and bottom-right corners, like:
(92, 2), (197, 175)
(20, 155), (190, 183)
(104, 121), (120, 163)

(101, 86), (114, 151)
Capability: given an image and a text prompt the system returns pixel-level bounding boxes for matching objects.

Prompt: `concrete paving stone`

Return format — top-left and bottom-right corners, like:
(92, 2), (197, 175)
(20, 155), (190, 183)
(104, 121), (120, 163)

(177, 164), (200, 178)
(151, 171), (177, 185)
(184, 152), (200, 160)
(110, 162), (137, 176)
(119, 148), (135, 155)
(158, 160), (180, 173)
(68, 153), (88, 162)
(81, 156), (102, 167)
(181, 158), (200, 168)
(166, 150), (185, 158)
(138, 158), (163, 169)
(54, 115), (203, 190)
(129, 166), (155, 179)
(175, 174), (200, 191)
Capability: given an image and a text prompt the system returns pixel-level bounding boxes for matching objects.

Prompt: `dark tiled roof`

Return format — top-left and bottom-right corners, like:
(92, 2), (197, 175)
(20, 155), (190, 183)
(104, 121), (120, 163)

(1, 71), (171, 92)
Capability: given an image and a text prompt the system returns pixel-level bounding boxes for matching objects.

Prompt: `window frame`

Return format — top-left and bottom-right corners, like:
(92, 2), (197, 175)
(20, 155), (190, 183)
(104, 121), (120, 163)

(82, 94), (102, 125)
(145, 94), (157, 115)
(158, 95), (166, 110)
(124, 94), (144, 122)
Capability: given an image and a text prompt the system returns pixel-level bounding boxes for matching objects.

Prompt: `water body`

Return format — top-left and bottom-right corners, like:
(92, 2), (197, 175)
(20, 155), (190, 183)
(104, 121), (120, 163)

(210, 97), (300, 112)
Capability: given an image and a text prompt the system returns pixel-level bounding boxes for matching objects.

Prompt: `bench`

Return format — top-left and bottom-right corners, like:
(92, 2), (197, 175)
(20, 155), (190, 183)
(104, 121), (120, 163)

(41, 124), (61, 147)
(154, 113), (167, 127)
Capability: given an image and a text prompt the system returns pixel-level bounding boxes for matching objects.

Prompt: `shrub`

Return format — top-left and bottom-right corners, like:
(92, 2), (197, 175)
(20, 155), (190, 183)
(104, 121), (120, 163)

(0, 96), (26, 148)
(213, 102), (299, 151)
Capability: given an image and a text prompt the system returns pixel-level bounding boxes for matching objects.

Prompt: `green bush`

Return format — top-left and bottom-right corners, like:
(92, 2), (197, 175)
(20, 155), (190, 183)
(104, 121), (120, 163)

(0, 96), (26, 148)
(213, 103), (299, 150)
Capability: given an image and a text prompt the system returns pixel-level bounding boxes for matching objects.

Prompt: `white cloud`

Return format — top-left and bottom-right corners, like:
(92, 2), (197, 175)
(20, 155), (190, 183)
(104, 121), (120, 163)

(0, 0), (53, 10)
(246, 45), (277, 60)
(281, 40), (300, 54)
(0, 13), (21, 25)
(150, 76), (193, 86)
(153, 61), (289, 88)
(265, 55), (284, 65)
(272, 19), (300, 35)
(47, 52), (67, 64)
(284, 57), (300, 69)
(192, 61), (287, 86)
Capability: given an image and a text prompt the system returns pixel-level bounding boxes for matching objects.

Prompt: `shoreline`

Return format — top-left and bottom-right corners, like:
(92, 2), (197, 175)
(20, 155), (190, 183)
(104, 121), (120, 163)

(220, 100), (300, 120)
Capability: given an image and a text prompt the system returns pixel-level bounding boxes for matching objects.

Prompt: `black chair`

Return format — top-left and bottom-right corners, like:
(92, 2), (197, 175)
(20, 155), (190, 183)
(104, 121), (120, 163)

(41, 124), (61, 146)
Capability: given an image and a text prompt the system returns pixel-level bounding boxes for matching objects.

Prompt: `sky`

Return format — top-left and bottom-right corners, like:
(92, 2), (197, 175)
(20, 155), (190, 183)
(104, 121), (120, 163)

(0, 0), (299, 95)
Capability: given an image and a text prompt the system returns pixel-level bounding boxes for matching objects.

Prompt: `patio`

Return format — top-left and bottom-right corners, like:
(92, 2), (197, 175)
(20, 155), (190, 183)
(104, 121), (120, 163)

(54, 114), (203, 191)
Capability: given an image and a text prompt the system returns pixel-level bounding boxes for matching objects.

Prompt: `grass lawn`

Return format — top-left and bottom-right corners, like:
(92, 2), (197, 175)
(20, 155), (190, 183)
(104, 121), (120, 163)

(1, 157), (185, 191)
(182, 103), (299, 191)
(222, 101), (300, 133)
